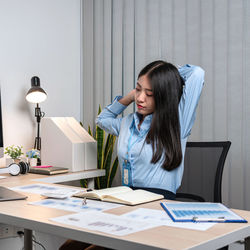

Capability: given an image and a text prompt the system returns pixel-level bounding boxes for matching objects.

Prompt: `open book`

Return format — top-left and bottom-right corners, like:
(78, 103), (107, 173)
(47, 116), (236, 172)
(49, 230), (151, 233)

(73, 186), (164, 206)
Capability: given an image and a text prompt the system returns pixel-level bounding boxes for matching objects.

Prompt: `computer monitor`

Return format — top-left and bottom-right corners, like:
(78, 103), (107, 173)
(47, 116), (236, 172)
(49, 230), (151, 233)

(0, 90), (3, 158)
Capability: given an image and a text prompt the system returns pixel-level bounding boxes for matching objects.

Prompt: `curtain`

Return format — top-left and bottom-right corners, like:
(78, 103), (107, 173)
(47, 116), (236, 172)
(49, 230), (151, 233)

(81, 0), (250, 210)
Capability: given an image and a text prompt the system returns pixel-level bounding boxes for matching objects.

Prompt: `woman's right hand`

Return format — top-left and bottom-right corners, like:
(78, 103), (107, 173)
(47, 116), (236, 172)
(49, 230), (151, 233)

(118, 89), (136, 106)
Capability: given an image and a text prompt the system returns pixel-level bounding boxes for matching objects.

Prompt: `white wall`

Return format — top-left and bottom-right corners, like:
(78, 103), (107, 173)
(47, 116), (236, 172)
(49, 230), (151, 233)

(0, 0), (81, 249)
(0, 0), (81, 162)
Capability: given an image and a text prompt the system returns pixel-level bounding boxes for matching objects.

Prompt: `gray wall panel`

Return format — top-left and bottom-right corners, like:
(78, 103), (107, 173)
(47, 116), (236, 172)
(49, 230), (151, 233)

(82, 0), (94, 128)
(200, 0), (214, 140)
(243, 0), (250, 209)
(228, 0), (244, 209)
(103, 0), (112, 106)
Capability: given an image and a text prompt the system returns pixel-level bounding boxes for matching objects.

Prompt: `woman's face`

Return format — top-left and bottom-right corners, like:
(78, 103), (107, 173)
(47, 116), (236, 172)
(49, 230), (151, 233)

(135, 75), (155, 117)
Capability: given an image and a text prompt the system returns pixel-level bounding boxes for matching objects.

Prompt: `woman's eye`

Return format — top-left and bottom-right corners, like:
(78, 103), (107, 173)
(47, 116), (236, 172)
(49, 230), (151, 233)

(146, 93), (153, 97)
(135, 88), (140, 92)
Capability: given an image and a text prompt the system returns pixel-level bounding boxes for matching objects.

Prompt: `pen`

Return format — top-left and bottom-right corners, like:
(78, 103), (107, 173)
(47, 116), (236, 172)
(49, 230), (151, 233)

(192, 216), (225, 222)
(82, 197), (87, 205)
(80, 189), (92, 205)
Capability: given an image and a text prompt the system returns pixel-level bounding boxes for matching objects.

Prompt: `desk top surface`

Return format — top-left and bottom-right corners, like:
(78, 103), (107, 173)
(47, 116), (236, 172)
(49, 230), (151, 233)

(0, 173), (250, 250)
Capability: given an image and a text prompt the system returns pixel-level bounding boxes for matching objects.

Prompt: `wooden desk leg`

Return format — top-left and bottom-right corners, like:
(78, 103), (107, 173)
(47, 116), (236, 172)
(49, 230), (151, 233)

(88, 178), (95, 189)
(24, 229), (33, 250)
(245, 236), (250, 250)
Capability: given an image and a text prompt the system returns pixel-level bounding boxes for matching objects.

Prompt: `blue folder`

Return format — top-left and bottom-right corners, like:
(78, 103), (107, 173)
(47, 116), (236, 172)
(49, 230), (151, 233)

(160, 202), (247, 223)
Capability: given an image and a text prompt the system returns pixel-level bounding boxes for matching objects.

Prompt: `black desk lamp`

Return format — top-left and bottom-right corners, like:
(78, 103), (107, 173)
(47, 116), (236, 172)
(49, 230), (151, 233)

(26, 76), (47, 164)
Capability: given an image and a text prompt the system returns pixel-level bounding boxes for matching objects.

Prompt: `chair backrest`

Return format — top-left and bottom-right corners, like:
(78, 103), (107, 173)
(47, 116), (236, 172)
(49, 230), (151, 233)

(176, 141), (231, 203)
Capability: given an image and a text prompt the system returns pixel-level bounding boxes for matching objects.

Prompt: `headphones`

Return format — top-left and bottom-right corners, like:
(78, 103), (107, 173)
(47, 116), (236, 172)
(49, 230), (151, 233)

(0, 161), (30, 176)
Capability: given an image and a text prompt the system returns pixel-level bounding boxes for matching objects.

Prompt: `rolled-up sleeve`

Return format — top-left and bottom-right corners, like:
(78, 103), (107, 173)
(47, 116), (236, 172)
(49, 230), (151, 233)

(178, 64), (205, 139)
(96, 96), (127, 136)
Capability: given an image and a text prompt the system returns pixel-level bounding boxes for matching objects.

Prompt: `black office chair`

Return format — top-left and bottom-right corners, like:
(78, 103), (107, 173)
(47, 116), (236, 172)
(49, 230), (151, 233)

(176, 141), (231, 203)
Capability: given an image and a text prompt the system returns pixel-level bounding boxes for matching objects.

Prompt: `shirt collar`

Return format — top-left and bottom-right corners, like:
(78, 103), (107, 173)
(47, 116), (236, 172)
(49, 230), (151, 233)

(132, 112), (153, 136)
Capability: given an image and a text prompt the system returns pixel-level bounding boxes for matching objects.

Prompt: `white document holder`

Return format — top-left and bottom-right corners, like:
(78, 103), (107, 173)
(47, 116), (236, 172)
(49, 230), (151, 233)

(41, 117), (97, 172)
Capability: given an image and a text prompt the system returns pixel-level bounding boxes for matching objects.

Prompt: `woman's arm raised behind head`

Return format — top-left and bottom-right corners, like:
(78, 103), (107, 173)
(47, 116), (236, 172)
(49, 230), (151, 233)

(178, 64), (205, 139)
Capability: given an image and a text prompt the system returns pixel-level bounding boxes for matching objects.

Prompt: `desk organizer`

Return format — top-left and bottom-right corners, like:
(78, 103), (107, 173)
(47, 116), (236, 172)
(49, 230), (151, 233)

(41, 117), (97, 172)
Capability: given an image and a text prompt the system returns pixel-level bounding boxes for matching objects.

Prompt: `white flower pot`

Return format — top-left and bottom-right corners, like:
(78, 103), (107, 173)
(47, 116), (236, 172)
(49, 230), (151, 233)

(6, 157), (28, 167)
(6, 158), (16, 166)
(29, 158), (37, 167)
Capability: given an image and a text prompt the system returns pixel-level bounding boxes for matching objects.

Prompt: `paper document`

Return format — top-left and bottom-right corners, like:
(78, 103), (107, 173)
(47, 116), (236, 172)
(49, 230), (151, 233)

(29, 197), (122, 212)
(51, 211), (159, 236)
(11, 184), (80, 197)
(161, 202), (247, 223)
(121, 208), (215, 231)
(0, 176), (6, 179)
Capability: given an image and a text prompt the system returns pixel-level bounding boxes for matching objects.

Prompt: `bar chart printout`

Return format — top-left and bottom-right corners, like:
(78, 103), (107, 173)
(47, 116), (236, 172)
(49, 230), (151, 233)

(160, 202), (247, 223)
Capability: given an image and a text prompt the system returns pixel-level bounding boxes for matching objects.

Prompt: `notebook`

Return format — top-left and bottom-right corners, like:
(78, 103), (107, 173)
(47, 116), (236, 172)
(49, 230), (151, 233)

(0, 186), (27, 201)
(73, 186), (164, 206)
(29, 166), (68, 175)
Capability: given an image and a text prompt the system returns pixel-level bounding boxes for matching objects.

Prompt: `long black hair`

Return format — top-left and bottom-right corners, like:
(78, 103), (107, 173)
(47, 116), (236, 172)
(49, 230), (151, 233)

(138, 60), (184, 171)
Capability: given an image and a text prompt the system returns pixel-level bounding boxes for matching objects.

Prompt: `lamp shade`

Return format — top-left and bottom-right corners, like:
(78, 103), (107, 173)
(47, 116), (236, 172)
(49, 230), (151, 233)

(26, 76), (47, 103)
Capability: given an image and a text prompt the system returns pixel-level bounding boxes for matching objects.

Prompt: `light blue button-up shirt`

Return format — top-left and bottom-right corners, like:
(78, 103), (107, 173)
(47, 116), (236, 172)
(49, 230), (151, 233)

(96, 64), (205, 193)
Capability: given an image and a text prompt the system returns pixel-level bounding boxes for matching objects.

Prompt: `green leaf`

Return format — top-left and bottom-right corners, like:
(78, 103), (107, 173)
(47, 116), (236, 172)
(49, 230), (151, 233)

(102, 147), (113, 187)
(4, 145), (23, 159)
(98, 104), (102, 115)
(95, 125), (104, 189)
(96, 126), (105, 169)
(88, 125), (93, 137)
(99, 175), (106, 189)
(104, 134), (111, 157)
(103, 136), (116, 186)
(94, 178), (99, 190)
(82, 104), (119, 190)
(80, 179), (88, 188)
(107, 157), (119, 188)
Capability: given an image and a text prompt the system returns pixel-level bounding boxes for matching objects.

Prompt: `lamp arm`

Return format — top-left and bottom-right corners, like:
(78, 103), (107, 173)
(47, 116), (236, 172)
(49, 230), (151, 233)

(35, 104), (42, 123)
(34, 103), (45, 164)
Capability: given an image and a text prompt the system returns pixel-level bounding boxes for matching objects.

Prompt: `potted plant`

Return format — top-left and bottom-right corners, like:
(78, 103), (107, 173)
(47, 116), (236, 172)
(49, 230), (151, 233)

(80, 105), (119, 189)
(4, 145), (24, 165)
(26, 149), (40, 167)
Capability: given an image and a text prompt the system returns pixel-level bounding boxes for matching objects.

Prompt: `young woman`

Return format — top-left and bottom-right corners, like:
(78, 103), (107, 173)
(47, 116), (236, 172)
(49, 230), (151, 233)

(96, 60), (204, 199)
(60, 61), (204, 250)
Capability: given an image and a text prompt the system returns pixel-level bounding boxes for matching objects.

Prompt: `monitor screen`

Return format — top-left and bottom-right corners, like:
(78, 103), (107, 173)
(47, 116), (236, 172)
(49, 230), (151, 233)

(0, 90), (3, 158)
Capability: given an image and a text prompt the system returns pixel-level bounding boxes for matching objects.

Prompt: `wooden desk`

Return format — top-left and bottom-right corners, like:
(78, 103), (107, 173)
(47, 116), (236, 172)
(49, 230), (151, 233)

(0, 174), (250, 250)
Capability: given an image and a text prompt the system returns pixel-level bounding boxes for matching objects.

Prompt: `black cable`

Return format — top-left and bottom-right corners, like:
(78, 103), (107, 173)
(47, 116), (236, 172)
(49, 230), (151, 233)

(32, 238), (46, 250)
(17, 231), (46, 250)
